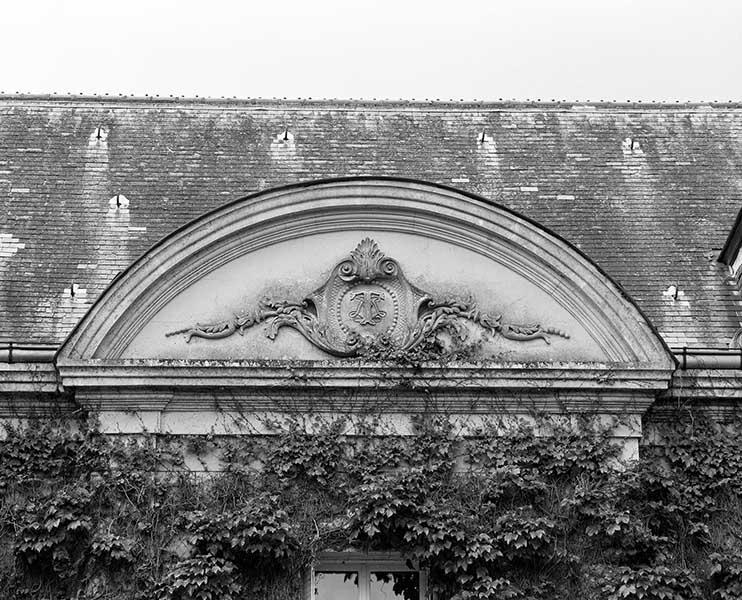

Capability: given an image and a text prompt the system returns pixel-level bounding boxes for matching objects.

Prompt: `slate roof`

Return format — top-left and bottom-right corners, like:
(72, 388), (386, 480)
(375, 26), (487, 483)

(1, 95), (742, 349)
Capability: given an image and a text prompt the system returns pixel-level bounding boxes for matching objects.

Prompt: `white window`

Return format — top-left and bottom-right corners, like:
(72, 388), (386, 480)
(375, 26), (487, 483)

(311, 552), (427, 600)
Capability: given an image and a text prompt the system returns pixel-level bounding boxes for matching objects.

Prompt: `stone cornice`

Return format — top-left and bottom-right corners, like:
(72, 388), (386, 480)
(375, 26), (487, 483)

(0, 362), (60, 393)
(661, 368), (742, 400)
(71, 387), (659, 415)
(57, 359), (673, 392)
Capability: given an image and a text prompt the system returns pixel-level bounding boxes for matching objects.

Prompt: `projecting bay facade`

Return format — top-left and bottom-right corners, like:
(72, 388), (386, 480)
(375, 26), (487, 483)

(2, 96), (742, 454)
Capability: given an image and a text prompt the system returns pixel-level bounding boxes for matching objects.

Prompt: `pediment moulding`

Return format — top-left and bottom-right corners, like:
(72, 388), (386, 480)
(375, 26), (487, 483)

(57, 178), (673, 391)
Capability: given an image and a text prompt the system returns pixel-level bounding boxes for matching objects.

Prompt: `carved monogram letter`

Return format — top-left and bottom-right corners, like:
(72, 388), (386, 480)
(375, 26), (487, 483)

(349, 291), (387, 326)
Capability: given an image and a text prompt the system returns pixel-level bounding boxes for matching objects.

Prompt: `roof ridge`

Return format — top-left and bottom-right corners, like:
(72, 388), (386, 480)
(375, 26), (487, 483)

(1, 93), (742, 110)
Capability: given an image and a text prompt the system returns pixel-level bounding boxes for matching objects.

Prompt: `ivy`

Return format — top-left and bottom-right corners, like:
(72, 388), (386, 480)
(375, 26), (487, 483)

(183, 494), (300, 568)
(262, 418), (348, 488)
(15, 486), (94, 579)
(89, 532), (134, 567)
(0, 412), (741, 599)
(153, 555), (243, 600)
(494, 509), (556, 564)
(602, 565), (701, 600)
(0, 421), (107, 489)
(709, 552), (742, 600)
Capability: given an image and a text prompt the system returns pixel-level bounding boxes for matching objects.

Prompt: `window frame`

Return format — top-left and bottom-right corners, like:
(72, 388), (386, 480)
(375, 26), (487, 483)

(310, 551), (428, 600)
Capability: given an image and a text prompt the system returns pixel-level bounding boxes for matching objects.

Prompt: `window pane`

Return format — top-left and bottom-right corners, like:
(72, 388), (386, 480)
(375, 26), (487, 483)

(370, 571), (420, 600)
(315, 571), (359, 600)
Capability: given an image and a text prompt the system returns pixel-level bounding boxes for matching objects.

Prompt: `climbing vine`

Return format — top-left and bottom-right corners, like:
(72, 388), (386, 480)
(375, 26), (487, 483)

(0, 412), (741, 599)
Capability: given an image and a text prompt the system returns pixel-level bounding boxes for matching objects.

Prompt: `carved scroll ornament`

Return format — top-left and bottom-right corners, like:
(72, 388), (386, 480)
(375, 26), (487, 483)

(166, 239), (569, 357)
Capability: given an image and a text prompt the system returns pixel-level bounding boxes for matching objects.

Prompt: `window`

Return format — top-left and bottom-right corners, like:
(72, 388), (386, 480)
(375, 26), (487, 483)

(311, 552), (426, 600)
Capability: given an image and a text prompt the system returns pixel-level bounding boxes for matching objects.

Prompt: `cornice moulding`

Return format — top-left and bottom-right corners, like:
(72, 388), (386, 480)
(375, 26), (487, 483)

(56, 359), (673, 392)
(0, 363), (60, 393)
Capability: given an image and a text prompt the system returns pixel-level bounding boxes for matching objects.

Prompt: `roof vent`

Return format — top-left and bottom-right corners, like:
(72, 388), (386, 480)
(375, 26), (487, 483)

(64, 282), (87, 299)
(663, 285), (679, 300)
(622, 137), (643, 155)
(478, 131), (494, 145)
(271, 129), (297, 158)
(277, 129), (294, 143)
(90, 126), (108, 144)
(108, 194), (130, 209)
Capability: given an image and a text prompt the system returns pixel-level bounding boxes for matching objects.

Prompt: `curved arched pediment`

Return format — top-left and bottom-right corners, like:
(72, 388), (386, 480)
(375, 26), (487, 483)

(57, 178), (674, 393)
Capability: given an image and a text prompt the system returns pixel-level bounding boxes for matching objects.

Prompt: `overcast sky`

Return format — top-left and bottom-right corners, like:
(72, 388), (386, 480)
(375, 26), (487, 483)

(2, 0), (740, 102)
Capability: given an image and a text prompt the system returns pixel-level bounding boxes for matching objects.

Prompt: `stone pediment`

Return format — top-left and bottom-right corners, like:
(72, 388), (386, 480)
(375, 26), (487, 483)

(57, 178), (674, 396)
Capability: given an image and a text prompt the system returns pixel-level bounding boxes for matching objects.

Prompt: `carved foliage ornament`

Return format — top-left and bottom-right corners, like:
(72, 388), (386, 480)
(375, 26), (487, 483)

(166, 239), (569, 357)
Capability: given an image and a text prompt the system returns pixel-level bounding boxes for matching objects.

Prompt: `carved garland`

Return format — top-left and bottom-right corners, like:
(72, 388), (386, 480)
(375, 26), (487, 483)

(167, 239), (569, 357)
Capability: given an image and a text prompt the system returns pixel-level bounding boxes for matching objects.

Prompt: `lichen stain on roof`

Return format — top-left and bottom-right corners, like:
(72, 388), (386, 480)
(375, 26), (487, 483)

(1, 96), (742, 346)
